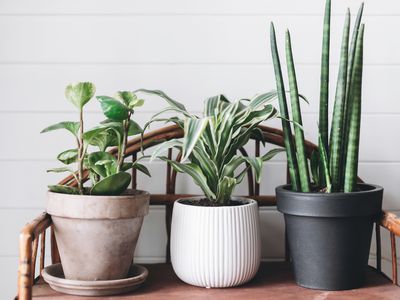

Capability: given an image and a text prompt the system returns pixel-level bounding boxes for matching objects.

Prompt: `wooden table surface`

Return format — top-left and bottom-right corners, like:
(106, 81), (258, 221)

(31, 262), (400, 300)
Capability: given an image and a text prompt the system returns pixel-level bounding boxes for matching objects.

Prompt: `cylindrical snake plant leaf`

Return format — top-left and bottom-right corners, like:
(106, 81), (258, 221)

(329, 9), (350, 192)
(341, 3), (364, 186)
(270, 22), (301, 191)
(344, 24), (364, 193)
(285, 30), (310, 192)
(319, 0), (331, 156)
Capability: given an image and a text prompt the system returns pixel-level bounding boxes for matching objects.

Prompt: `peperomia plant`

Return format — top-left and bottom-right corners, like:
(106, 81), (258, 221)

(270, 0), (364, 193)
(139, 89), (284, 205)
(42, 82), (150, 196)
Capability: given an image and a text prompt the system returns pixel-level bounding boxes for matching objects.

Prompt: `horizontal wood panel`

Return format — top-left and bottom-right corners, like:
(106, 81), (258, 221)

(0, 0), (395, 16)
(0, 15), (397, 64)
(0, 64), (397, 114)
(0, 112), (394, 161)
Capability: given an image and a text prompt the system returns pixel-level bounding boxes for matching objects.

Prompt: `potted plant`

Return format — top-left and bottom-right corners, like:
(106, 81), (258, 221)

(271, 0), (383, 290)
(139, 89), (283, 287)
(42, 82), (151, 281)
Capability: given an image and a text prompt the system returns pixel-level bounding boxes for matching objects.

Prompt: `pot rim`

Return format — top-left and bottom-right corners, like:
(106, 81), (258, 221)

(175, 196), (257, 209)
(276, 183), (383, 197)
(276, 183), (383, 217)
(47, 188), (149, 199)
(47, 188), (150, 219)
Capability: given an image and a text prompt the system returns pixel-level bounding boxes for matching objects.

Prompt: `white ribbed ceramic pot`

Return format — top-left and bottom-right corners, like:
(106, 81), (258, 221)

(170, 196), (261, 288)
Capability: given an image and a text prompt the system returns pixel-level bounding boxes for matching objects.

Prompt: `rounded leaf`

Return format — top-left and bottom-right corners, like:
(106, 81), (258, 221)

(97, 96), (129, 121)
(90, 172), (131, 195)
(65, 82), (96, 109)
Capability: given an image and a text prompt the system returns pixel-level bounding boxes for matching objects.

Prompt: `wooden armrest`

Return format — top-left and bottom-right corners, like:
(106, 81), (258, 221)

(380, 211), (400, 236)
(18, 213), (53, 300)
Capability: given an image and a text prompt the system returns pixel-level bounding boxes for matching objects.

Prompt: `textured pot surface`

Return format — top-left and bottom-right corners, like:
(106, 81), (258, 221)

(171, 197), (261, 288)
(276, 184), (383, 290)
(47, 189), (149, 281)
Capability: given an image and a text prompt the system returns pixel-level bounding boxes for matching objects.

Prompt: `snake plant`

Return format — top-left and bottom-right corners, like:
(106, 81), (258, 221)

(41, 82), (150, 195)
(270, 0), (365, 193)
(140, 89), (283, 205)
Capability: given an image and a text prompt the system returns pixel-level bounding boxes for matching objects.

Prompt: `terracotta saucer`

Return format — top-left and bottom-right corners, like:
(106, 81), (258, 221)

(41, 263), (148, 296)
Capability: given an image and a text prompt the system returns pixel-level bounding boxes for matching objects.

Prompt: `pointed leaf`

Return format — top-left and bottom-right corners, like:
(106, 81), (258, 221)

(128, 120), (142, 136)
(181, 118), (209, 162)
(48, 185), (80, 195)
(133, 162), (151, 177)
(135, 89), (188, 113)
(41, 121), (80, 137)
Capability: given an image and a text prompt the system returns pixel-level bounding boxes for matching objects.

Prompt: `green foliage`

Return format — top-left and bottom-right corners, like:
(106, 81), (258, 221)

(142, 89), (282, 204)
(65, 82), (96, 110)
(42, 84), (149, 195)
(270, 0), (364, 193)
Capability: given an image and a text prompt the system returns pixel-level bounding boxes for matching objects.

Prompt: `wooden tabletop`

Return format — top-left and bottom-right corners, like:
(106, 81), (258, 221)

(31, 262), (399, 300)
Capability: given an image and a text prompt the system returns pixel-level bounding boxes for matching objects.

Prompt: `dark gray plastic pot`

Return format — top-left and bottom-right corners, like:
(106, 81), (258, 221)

(276, 183), (383, 291)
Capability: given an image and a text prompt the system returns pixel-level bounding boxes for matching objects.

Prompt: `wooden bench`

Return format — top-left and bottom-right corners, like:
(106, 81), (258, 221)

(16, 125), (400, 299)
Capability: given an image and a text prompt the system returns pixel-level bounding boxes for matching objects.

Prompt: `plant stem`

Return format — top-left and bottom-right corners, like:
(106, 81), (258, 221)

(77, 109), (84, 194)
(117, 112), (131, 172)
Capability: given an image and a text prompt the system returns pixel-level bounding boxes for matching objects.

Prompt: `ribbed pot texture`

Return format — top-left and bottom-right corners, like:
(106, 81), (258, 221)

(276, 183), (383, 291)
(170, 196), (261, 288)
(46, 189), (149, 281)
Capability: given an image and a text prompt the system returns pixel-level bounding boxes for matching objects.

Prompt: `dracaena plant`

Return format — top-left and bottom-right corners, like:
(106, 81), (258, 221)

(138, 89), (284, 205)
(270, 0), (364, 193)
(41, 82), (150, 196)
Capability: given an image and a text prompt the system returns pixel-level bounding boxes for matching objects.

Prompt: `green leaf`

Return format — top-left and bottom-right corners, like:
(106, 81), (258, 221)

(216, 176), (237, 204)
(286, 29), (311, 192)
(150, 139), (183, 161)
(47, 167), (78, 183)
(48, 185), (80, 194)
(97, 96), (129, 121)
(261, 148), (285, 162)
(319, 0), (331, 159)
(270, 22), (300, 191)
(128, 120), (142, 136)
(243, 157), (263, 183)
(117, 91), (145, 109)
(310, 150), (320, 186)
(57, 149), (78, 165)
(87, 151), (117, 177)
(133, 162), (151, 177)
(88, 131), (119, 151)
(40, 121), (80, 137)
(182, 118), (209, 162)
(318, 133), (332, 192)
(84, 122), (122, 145)
(204, 94), (230, 117)
(90, 172), (131, 195)
(161, 158), (216, 200)
(344, 24), (364, 193)
(329, 10), (350, 192)
(135, 89), (188, 113)
(65, 82), (96, 110)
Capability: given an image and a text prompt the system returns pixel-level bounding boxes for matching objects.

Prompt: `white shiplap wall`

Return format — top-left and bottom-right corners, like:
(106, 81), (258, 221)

(1, 0), (400, 298)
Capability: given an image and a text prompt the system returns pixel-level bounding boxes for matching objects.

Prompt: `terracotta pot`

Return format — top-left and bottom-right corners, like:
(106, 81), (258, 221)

(170, 196), (261, 288)
(276, 183), (383, 290)
(46, 189), (149, 281)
